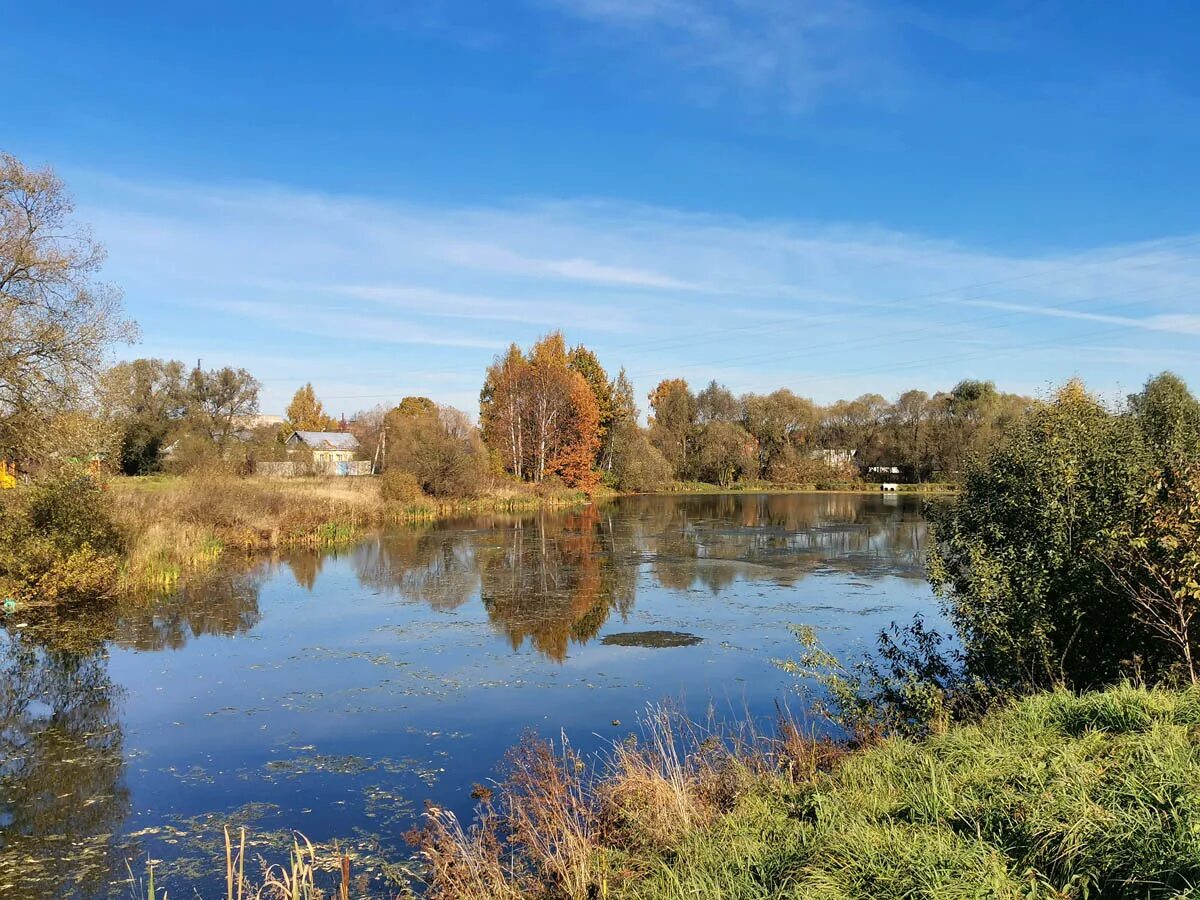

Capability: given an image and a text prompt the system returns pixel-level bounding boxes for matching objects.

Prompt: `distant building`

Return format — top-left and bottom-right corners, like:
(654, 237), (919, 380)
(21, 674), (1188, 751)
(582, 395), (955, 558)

(285, 431), (360, 464)
(235, 414), (286, 429)
(867, 465), (902, 476)
(276, 430), (368, 476)
(812, 448), (858, 468)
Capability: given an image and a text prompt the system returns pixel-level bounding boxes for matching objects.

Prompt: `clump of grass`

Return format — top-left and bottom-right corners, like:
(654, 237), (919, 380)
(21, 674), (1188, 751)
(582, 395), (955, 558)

(121, 521), (223, 591)
(113, 474), (593, 578)
(130, 827), (365, 900)
(410, 686), (1200, 900)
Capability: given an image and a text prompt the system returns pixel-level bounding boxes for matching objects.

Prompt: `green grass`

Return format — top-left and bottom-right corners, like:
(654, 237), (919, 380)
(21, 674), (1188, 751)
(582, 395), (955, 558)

(125, 686), (1200, 898)
(619, 685), (1200, 899)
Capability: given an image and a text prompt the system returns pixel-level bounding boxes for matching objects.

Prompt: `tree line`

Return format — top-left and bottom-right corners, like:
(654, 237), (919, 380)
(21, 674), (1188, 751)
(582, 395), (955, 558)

(801, 371), (1200, 737)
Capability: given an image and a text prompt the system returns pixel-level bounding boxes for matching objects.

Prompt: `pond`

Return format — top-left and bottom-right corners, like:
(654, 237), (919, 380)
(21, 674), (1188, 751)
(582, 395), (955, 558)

(0, 492), (940, 898)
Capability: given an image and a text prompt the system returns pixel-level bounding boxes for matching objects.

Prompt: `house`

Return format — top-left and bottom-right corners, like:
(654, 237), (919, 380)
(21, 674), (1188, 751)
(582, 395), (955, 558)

(285, 431), (360, 464)
(867, 465), (902, 476)
(282, 431), (369, 476)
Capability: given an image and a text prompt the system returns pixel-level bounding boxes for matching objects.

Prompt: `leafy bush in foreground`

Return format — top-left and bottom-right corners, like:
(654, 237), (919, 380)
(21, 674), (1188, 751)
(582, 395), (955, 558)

(0, 477), (124, 605)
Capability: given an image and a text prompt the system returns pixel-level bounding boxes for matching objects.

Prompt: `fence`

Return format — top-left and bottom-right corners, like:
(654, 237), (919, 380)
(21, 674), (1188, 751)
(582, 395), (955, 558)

(254, 459), (372, 478)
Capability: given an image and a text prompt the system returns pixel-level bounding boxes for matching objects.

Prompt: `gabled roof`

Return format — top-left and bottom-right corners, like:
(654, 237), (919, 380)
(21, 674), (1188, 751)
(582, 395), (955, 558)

(288, 431), (359, 451)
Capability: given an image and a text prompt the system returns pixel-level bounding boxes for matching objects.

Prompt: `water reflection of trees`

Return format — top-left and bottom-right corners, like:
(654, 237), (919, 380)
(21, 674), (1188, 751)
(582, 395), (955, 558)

(339, 494), (926, 662)
(112, 568), (265, 652)
(478, 506), (637, 662)
(628, 494), (929, 592)
(0, 631), (131, 898)
(351, 527), (480, 611)
(7, 566), (266, 657)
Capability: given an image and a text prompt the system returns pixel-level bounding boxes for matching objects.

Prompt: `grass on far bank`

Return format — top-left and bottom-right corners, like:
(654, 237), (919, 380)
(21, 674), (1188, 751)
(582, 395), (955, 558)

(111, 474), (592, 592)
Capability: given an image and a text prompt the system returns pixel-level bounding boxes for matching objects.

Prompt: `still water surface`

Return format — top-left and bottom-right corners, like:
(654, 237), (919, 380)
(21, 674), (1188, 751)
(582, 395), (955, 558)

(1, 493), (938, 897)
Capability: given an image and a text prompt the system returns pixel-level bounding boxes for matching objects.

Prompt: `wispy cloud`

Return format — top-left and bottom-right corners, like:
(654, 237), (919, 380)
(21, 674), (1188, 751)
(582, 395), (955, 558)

(960, 300), (1200, 336)
(74, 170), (1200, 413)
(545, 0), (898, 111)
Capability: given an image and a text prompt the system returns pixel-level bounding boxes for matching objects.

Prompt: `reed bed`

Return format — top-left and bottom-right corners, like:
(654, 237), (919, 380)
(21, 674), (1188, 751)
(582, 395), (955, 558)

(111, 475), (591, 591)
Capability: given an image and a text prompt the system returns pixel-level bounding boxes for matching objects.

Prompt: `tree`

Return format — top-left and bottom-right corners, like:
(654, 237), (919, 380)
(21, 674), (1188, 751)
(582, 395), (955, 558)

(102, 358), (186, 474)
(1130, 372), (1200, 468)
(928, 380), (1029, 477)
(820, 393), (888, 464)
(695, 421), (756, 487)
(928, 380), (1153, 690)
(696, 380), (739, 425)
(568, 344), (614, 463)
(481, 344), (528, 480)
(395, 395), (437, 419)
(609, 422), (672, 491)
(1109, 466), (1200, 684)
(603, 368), (638, 474)
(0, 153), (135, 459)
(183, 366), (260, 445)
(886, 389), (932, 480)
(480, 333), (602, 489)
(741, 389), (816, 478)
(285, 383), (337, 432)
(647, 379), (696, 478)
(387, 405), (487, 498)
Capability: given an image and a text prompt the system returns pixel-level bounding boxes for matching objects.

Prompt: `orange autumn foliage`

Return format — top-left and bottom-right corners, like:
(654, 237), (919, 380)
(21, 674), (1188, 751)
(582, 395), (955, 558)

(481, 332), (602, 490)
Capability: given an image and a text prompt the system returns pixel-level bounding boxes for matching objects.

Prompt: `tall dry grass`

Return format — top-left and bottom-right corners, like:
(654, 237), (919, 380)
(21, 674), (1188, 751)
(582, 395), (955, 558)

(111, 474), (593, 592)
(408, 686), (1200, 899)
(408, 703), (833, 900)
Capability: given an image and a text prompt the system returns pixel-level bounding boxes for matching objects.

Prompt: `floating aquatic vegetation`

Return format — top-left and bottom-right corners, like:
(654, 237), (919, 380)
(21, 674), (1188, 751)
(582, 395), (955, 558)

(600, 630), (704, 648)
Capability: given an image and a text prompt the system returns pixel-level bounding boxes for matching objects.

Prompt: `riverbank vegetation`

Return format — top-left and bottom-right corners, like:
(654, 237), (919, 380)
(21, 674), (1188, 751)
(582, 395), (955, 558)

(398, 372), (1200, 899)
(404, 685), (1200, 899)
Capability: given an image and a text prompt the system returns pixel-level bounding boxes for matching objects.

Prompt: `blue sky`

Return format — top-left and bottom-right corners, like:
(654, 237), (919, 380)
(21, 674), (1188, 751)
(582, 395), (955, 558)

(6, 1), (1200, 415)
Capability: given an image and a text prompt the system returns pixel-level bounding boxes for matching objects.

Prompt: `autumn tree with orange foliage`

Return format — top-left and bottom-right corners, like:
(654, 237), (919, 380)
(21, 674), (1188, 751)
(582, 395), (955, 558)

(480, 332), (601, 490)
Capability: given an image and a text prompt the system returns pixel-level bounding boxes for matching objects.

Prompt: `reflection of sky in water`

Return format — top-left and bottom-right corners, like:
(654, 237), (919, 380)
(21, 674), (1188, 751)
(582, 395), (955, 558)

(0, 493), (942, 898)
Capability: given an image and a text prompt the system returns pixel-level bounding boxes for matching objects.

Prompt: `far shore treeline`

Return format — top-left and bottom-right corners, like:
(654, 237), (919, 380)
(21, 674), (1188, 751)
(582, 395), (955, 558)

(95, 336), (1032, 494)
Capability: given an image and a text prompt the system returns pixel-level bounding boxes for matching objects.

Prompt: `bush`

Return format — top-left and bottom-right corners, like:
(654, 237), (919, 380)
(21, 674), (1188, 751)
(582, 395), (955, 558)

(0, 477), (125, 605)
(928, 381), (1154, 691)
(163, 433), (245, 476)
(610, 423), (673, 492)
(381, 469), (426, 504)
(387, 406), (486, 498)
(768, 446), (858, 485)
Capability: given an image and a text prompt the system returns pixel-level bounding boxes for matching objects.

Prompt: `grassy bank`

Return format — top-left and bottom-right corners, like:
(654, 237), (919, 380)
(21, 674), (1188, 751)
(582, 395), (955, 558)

(111, 475), (594, 592)
(410, 684), (1200, 899)
(134, 684), (1200, 898)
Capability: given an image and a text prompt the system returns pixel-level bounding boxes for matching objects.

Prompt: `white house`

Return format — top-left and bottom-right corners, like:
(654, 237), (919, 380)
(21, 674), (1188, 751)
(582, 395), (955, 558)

(285, 431), (360, 464)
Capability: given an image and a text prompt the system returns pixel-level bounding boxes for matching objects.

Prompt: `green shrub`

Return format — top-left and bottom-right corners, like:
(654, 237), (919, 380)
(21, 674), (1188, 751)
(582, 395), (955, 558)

(0, 477), (125, 604)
